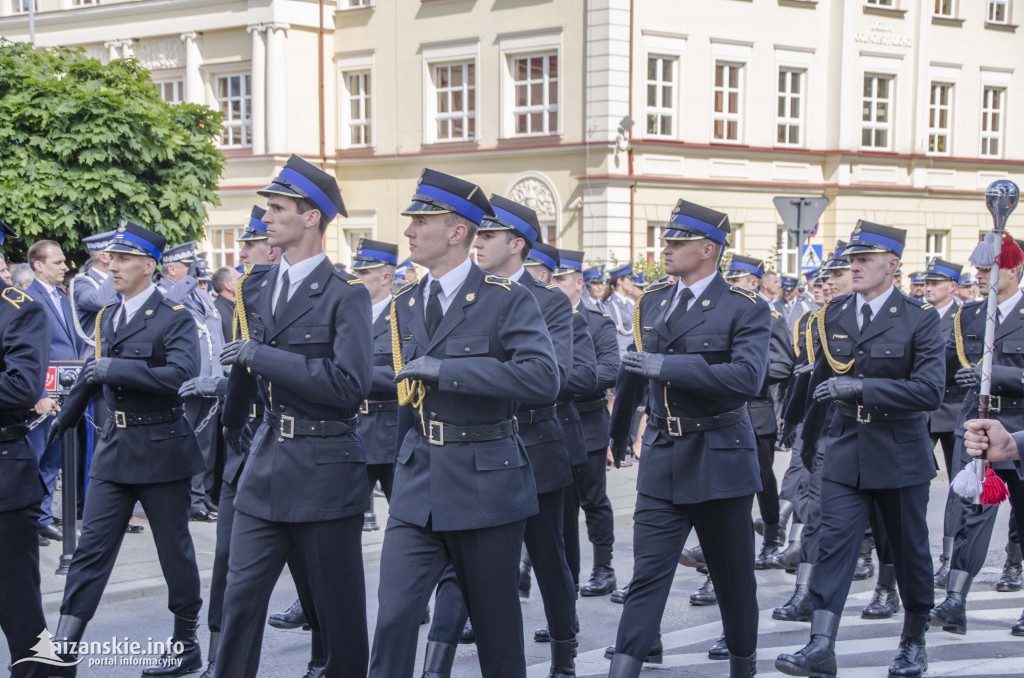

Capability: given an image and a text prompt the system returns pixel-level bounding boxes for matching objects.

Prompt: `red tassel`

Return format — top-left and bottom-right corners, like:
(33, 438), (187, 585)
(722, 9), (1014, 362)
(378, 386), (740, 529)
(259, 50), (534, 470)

(980, 464), (1010, 506)
(995, 232), (1024, 269)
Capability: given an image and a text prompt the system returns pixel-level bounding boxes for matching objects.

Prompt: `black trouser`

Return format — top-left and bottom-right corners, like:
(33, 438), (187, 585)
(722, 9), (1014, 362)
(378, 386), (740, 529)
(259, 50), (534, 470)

(780, 423), (807, 512)
(755, 432), (780, 527)
(0, 505), (49, 678)
(207, 479), (237, 634)
(933, 431), (962, 544)
(799, 447), (825, 564)
(614, 492), (758, 659)
(429, 490), (576, 643)
(563, 466), (583, 587)
(186, 395), (221, 511)
(578, 448), (615, 555)
(219, 512), (366, 678)
(810, 480), (932, 616)
(950, 468), (1024, 577)
(366, 462), (395, 502)
(371, 517), (527, 678)
(61, 478), (201, 621)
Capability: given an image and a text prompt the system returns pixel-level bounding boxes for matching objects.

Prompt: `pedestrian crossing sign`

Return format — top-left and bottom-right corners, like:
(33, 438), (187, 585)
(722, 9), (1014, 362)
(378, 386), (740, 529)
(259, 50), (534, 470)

(801, 244), (823, 272)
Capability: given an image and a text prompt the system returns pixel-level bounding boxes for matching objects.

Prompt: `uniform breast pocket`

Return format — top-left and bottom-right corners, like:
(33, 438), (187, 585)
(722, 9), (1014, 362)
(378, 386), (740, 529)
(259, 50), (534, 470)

(685, 334), (730, 355)
(828, 339), (854, 358)
(288, 325), (331, 345)
(1000, 341), (1024, 356)
(374, 341), (393, 358)
(121, 342), (154, 359)
(248, 322), (266, 342)
(445, 334), (489, 357)
(640, 330), (659, 354)
(870, 343), (905, 359)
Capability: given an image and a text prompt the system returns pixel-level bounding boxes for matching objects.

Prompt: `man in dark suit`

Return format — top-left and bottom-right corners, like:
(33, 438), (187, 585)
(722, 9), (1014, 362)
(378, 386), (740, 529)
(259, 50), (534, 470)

(607, 200), (770, 677)
(775, 221), (943, 678)
(0, 224), (52, 678)
(211, 266), (238, 344)
(26, 240), (83, 544)
(369, 170), (557, 678)
(47, 222), (206, 677)
(218, 155), (373, 678)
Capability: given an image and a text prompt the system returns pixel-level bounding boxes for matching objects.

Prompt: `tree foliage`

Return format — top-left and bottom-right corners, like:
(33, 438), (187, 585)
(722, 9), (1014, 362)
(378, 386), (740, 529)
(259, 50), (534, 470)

(0, 40), (224, 261)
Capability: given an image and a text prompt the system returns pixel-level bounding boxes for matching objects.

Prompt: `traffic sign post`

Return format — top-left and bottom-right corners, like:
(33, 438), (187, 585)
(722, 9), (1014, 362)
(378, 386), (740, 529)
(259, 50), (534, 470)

(773, 196), (830, 273)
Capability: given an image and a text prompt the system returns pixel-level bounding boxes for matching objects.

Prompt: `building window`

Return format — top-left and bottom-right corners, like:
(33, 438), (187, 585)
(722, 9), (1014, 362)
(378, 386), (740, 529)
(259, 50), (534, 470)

(155, 79), (183, 105)
(510, 53), (559, 136)
(646, 221), (664, 266)
(431, 61), (476, 143)
(934, 0), (956, 17)
(926, 231), (948, 260)
(347, 0), (371, 6)
(713, 61), (743, 143)
(215, 74), (252, 148)
(343, 70), (373, 148)
(861, 73), (893, 150)
(344, 227), (372, 262)
(71, 0), (100, 5)
(207, 226), (242, 270)
(866, 0), (894, 6)
(542, 222), (558, 248)
(928, 82), (952, 155)
(981, 86), (1005, 158)
(776, 68), (804, 146)
(988, 0), (1010, 23)
(776, 227), (798, 276)
(13, 0), (31, 12)
(645, 55), (677, 138)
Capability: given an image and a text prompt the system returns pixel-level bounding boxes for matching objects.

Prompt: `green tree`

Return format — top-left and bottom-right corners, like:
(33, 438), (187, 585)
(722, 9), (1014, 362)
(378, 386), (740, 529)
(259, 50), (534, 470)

(0, 40), (224, 262)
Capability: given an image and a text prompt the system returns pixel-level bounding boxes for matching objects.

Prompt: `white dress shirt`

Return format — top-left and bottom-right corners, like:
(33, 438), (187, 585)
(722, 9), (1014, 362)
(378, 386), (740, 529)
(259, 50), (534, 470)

(116, 285), (157, 330)
(273, 252), (327, 313)
(855, 285), (896, 330)
(371, 294), (393, 324)
(665, 270), (719, 318)
(423, 256), (473, 314)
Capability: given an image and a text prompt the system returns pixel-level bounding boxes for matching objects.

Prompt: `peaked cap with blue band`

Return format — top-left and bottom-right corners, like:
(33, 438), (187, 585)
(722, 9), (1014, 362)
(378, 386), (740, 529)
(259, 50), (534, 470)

(607, 262), (632, 279)
(402, 168), (494, 226)
(553, 249), (586, 277)
(352, 238), (399, 270)
(525, 241), (560, 271)
(239, 205), (269, 242)
(583, 266), (606, 283)
(104, 222), (166, 262)
(724, 254), (764, 279)
(909, 271), (927, 284)
(480, 195), (541, 247)
(632, 272), (647, 286)
(259, 154), (347, 221)
(83, 230), (116, 253)
(664, 199), (730, 245)
(163, 241), (197, 265)
(845, 220), (906, 258)
(780, 275), (799, 290)
(959, 272), (977, 286)
(924, 258), (961, 283)
(821, 240), (851, 271)
(0, 220), (16, 246)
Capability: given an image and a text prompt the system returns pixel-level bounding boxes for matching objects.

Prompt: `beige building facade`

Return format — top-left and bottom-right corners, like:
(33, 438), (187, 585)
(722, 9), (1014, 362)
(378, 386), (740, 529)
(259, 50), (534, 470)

(2, 0), (1023, 276)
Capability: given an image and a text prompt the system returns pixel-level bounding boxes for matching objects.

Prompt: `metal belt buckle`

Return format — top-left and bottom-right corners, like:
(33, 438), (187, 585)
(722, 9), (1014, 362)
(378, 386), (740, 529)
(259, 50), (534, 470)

(250, 404), (258, 419)
(666, 416), (683, 437)
(989, 395), (1002, 413)
(279, 415), (295, 439)
(428, 420), (445, 446)
(856, 404), (872, 424)
(359, 400), (370, 415)
(114, 411), (127, 429)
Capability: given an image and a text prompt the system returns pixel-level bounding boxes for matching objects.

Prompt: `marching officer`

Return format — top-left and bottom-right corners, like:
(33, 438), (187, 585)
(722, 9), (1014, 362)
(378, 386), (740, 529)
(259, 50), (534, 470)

(605, 262), (636, 357)
(581, 266), (607, 312)
(775, 221), (943, 678)
(47, 222), (206, 677)
(69, 230), (118, 356)
(607, 200), (770, 677)
(368, 170), (556, 678)
(217, 155), (373, 678)
(0, 221), (51, 678)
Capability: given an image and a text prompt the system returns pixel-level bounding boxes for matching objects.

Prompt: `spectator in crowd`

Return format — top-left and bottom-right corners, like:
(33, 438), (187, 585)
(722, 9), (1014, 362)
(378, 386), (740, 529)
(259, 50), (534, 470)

(211, 266), (238, 342)
(11, 262), (34, 290)
(0, 253), (11, 286)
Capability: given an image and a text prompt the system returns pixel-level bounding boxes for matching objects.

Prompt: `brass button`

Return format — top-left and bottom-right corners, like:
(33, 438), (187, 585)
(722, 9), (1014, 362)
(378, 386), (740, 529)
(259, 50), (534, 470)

(503, 460), (509, 466)
(464, 346), (471, 353)
(304, 334), (311, 340)
(270, 341), (277, 346)
(668, 349), (674, 353)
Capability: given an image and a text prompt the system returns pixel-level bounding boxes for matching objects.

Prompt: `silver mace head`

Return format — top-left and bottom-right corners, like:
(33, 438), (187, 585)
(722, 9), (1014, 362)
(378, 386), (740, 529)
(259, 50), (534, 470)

(986, 179), (1020, 229)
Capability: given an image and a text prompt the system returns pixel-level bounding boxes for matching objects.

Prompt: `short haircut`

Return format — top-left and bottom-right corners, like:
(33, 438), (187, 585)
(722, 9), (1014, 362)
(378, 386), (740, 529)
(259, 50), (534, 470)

(211, 266), (234, 294)
(11, 263), (34, 289)
(27, 240), (59, 268)
(295, 197), (331, 233)
(445, 213), (478, 248)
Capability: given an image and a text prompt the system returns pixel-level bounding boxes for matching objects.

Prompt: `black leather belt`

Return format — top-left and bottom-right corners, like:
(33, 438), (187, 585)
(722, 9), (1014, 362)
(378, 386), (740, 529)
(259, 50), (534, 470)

(649, 405), (749, 437)
(574, 398), (608, 413)
(834, 401), (920, 423)
(359, 399), (399, 414)
(0, 424), (30, 442)
(517, 405), (557, 425)
(983, 395), (1024, 412)
(265, 411), (357, 439)
(943, 386), (967, 402)
(110, 408), (184, 428)
(423, 418), (518, 446)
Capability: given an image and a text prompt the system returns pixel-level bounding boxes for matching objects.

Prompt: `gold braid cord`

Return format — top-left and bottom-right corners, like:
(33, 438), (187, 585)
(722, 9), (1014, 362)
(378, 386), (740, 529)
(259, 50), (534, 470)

(792, 312), (803, 358)
(632, 295), (644, 352)
(390, 296), (428, 431)
(816, 303), (852, 374)
(804, 311), (817, 365)
(233, 266), (253, 341)
(953, 305), (981, 369)
(93, 306), (108, 361)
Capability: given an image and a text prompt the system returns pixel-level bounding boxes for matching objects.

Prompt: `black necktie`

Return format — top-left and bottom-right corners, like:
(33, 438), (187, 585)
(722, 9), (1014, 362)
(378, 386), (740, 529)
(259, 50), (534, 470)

(426, 280), (443, 337)
(274, 271), (290, 323)
(667, 287), (695, 332)
(861, 305), (873, 332)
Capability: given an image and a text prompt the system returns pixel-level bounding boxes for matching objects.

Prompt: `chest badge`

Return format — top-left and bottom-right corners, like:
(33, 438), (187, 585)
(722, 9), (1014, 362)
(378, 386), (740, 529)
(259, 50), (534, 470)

(145, 309), (154, 316)
(842, 303), (848, 310)
(311, 282), (319, 290)
(409, 296), (416, 307)
(660, 299), (667, 307)
(889, 307), (897, 313)
(465, 292), (476, 302)
(702, 300), (710, 307)
(261, 280), (268, 287)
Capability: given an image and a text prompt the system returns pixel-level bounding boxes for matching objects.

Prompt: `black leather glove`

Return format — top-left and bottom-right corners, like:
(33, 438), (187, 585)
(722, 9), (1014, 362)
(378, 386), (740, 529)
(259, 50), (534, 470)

(220, 340), (260, 368)
(222, 426), (244, 453)
(955, 365), (981, 389)
(89, 358), (113, 384)
(609, 437), (632, 469)
(812, 376), (863, 403)
(179, 376), (226, 399)
(47, 419), (68, 446)
(395, 356), (442, 383)
(622, 351), (665, 379)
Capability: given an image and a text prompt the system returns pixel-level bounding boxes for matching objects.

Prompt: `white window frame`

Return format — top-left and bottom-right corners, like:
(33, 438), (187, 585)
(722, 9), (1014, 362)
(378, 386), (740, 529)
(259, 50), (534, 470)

(776, 227), (798, 276)
(861, 72), (895, 150)
(338, 52), (375, 150)
(508, 52), (559, 137)
(213, 72), (252, 149)
(154, 75), (184, 105)
(499, 29), (563, 139)
(981, 85), (1006, 159)
(338, 211), (377, 266)
(429, 62), (477, 143)
(933, 0), (956, 17)
(70, 0), (100, 6)
(776, 67), (806, 147)
(925, 230), (948, 261)
(206, 225), (243, 270)
(346, 0), (372, 7)
(645, 221), (664, 266)
(645, 54), (678, 139)
(988, 0), (1010, 23)
(422, 40), (480, 145)
(640, 32), (686, 141)
(866, 0), (895, 6)
(927, 82), (953, 156)
(712, 61), (744, 144)
(13, 0), (31, 13)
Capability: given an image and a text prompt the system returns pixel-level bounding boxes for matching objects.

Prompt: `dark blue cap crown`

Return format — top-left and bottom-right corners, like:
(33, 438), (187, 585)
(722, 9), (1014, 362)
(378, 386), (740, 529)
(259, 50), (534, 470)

(822, 240), (851, 271)
(259, 155), (346, 221)
(845, 220), (906, 258)
(924, 258), (962, 282)
(0, 220), (16, 246)
(403, 168), (494, 226)
(608, 262), (633, 279)
(480, 195), (541, 246)
(352, 238), (399, 270)
(239, 205), (269, 242)
(83, 230), (116, 252)
(664, 200), (730, 245)
(525, 241), (559, 271)
(554, 249), (585, 276)
(163, 241), (197, 265)
(105, 222), (166, 261)
(583, 266), (605, 283)
(780, 275), (799, 290)
(724, 255), (764, 279)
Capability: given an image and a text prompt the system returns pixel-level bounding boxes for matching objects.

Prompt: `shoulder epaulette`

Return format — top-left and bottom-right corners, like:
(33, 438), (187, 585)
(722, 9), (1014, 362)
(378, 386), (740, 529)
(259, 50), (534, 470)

(572, 307), (579, 314)
(484, 275), (512, 290)
(643, 280), (673, 295)
(1, 287), (32, 309)
(728, 285), (759, 304)
(346, 278), (364, 286)
(771, 309), (783, 319)
(171, 304), (185, 311)
(393, 282), (416, 298)
(545, 283), (558, 290)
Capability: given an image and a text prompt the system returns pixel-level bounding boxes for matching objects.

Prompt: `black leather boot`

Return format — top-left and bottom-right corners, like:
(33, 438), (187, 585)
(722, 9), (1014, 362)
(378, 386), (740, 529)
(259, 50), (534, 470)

(1012, 608), (1024, 636)
(768, 523), (803, 572)
(548, 638), (576, 677)
(362, 510), (380, 531)
(774, 609), (840, 677)
(888, 612), (927, 677)
(690, 574), (717, 606)
(142, 616), (202, 676)
(49, 615), (87, 677)
(862, 563), (901, 619)
(421, 640), (456, 678)
(301, 660), (326, 678)
(679, 545), (708, 574)
(268, 598), (310, 630)
(604, 635), (663, 664)
(853, 536), (875, 581)
(707, 633), (728, 660)
(199, 631), (219, 678)
(535, 614), (579, 642)
(933, 536), (953, 589)
(459, 618), (475, 644)
(755, 522), (780, 570)
(607, 652), (643, 678)
(520, 554), (532, 599)
(929, 569), (971, 634)
(730, 650), (757, 677)
(610, 581), (629, 604)
(580, 545), (617, 596)
(996, 541), (1022, 592)
(778, 499), (795, 543)
(773, 562), (814, 622)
